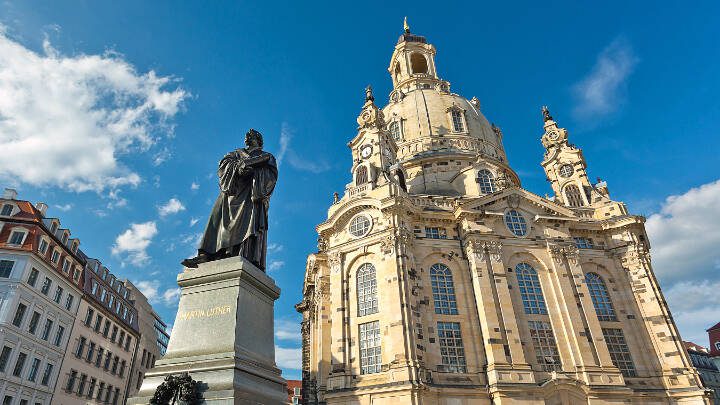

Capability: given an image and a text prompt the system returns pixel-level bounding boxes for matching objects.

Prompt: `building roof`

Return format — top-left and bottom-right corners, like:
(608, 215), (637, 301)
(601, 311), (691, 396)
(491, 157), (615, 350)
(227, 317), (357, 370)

(707, 321), (720, 332)
(684, 341), (710, 353)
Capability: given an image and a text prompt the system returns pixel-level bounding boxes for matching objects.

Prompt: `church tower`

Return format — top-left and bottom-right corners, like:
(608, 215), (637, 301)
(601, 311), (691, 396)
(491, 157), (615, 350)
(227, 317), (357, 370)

(297, 21), (708, 405)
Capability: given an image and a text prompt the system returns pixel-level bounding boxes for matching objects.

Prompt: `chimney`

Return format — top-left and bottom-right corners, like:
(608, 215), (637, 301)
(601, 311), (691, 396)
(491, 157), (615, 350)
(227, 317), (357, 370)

(36, 202), (48, 216)
(3, 188), (17, 200)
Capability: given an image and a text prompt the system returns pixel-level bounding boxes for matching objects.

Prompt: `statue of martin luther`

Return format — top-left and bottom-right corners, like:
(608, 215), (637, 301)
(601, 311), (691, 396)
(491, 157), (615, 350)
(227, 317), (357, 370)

(182, 129), (277, 271)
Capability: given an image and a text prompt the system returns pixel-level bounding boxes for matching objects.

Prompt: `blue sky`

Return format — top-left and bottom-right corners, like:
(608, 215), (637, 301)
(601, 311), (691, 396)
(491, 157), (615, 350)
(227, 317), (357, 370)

(1, 1), (719, 379)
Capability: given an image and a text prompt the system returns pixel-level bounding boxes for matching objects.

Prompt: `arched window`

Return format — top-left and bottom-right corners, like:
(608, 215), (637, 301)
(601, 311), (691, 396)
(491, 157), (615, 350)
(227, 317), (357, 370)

(410, 53), (428, 74)
(389, 121), (401, 141)
(516, 263), (547, 315)
(450, 110), (465, 132)
(477, 169), (496, 194)
(430, 264), (458, 315)
(565, 184), (584, 207)
(357, 263), (378, 316)
(356, 166), (368, 185)
(394, 62), (401, 81)
(585, 272), (617, 321)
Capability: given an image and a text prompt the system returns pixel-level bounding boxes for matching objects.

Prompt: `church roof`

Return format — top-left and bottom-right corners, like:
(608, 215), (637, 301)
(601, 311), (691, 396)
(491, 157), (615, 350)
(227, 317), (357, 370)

(397, 32), (427, 44)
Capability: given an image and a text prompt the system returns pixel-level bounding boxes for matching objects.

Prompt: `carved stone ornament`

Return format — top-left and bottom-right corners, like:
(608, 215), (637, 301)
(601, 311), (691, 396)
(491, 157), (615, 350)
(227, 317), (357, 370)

(380, 235), (395, 255)
(496, 172), (514, 191)
(483, 241), (503, 262)
(549, 244), (579, 265)
(317, 236), (328, 252)
(328, 251), (342, 273)
(506, 193), (521, 208)
(150, 372), (200, 405)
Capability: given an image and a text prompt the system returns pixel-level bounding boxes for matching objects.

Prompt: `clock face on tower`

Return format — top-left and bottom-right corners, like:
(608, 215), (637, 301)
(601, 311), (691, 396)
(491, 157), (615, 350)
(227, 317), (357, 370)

(360, 145), (373, 159)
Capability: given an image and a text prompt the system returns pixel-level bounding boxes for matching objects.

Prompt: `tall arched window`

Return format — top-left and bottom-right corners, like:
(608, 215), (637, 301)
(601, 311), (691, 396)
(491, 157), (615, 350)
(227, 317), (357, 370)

(394, 62), (401, 81)
(565, 184), (584, 207)
(410, 53), (428, 74)
(389, 121), (401, 141)
(477, 169), (496, 194)
(430, 264), (458, 315)
(516, 263), (547, 315)
(450, 110), (465, 132)
(357, 263), (378, 316)
(585, 272), (617, 321)
(356, 166), (368, 186)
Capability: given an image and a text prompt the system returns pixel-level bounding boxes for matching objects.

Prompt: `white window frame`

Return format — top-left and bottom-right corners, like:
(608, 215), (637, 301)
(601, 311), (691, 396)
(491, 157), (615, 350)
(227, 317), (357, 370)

(388, 119), (403, 142)
(7, 227), (28, 246)
(38, 237), (49, 255)
(0, 203), (15, 216)
(50, 249), (60, 264)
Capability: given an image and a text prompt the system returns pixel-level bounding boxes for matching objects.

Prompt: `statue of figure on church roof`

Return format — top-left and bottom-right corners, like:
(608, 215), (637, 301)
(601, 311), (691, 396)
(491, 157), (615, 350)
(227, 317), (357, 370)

(182, 129), (278, 271)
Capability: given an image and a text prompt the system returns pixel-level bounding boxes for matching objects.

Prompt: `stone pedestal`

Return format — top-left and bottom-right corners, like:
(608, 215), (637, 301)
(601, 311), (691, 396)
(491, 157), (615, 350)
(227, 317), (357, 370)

(128, 256), (287, 404)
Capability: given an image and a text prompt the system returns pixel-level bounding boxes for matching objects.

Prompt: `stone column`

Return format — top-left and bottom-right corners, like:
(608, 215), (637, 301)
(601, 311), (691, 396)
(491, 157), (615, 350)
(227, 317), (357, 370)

(128, 256), (287, 404)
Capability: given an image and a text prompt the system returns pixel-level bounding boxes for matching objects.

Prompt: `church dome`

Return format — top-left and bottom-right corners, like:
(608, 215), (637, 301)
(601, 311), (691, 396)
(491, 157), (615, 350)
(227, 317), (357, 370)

(382, 88), (507, 164)
(379, 26), (518, 196)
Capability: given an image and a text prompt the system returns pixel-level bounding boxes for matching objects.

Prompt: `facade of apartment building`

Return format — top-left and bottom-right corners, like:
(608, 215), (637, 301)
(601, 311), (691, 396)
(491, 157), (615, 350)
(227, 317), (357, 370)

(53, 256), (140, 405)
(124, 280), (169, 399)
(0, 189), (84, 405)
(0, 189), (166, 405)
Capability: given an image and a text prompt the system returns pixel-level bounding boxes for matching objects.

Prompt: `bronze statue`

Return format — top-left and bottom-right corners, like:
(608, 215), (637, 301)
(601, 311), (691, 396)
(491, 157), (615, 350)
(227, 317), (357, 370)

(182, 129), (278, 271)
(150, 372), (199, 405)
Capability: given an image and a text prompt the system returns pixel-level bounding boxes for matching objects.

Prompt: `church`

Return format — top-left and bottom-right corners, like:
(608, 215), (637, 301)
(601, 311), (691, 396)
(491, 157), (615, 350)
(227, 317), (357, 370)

(296, 22), (709, 404)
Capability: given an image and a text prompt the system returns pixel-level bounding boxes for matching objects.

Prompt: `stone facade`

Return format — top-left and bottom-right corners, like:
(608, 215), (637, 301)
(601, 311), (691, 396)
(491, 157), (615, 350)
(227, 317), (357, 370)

(297, 25), (709, 404)
(124, 280), (170, 400)
(0, 190), (85, 405)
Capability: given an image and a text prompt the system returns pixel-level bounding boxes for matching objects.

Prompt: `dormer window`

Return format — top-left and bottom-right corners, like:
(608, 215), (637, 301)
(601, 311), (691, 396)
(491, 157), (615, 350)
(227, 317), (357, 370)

(72, 268), (81, 283)
(50, 222), (58, 234)
(61, 232), (68, 244)
(8, 229), (26, 245)
(477, 169), (496, 194)
(71, 241), (78, 253)
(1, 204), (13, 216)
(451, 110), (465, 132)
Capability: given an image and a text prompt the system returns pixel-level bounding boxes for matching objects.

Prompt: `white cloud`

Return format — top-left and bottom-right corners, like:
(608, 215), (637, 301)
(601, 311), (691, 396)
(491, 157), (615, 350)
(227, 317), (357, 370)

(268, 243), (283, 253)
(162, 288), (181, 305)
(277, 123), (330, 173)
(275, 346), (301, 370)
(275, 318), (301, 342)
(152, 148), (172, 166)
(646, 179), (720, 283)
(190, 182), (199, 191)
(158, 198), (185, 217)
(134, 280), (160, 302)
(573, 37), (637, 120)
(111, 221), (158, 265)
(0, 28), (188, 192)
(54, 203), (73, 211)
(646, 179), (720, 345)
(134, 280), (181, 306)
(189, 217), (200, 227)
(268, 260), (285, 272)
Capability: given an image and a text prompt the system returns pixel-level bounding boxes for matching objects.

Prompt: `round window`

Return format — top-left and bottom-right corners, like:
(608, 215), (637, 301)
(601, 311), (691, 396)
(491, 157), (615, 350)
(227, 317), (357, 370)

(504, 210), (528, 237)
(349, 215), (372, 238)
(559, 164), (574, 178)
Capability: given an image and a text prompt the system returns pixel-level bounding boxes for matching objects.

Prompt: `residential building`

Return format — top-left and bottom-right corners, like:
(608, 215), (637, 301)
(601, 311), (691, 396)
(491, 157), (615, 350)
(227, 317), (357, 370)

(709, 322), (720, 370)
(123, 280), (169, 399)
(287, 380), (301, 404)
(0, 188), (84, 405)
(53, 256), (139, 405)
(685, 341), (720, 404)
(296, 23), (708, 404)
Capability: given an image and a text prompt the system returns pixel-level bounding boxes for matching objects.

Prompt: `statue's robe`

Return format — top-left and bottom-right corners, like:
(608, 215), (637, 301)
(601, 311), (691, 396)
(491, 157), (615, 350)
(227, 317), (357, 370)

(198, 147), (277, 270)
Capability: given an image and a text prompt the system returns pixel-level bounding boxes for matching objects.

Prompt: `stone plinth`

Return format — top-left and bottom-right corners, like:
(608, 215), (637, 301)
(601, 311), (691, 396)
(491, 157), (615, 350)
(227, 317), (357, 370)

(128, 256), (287, 404)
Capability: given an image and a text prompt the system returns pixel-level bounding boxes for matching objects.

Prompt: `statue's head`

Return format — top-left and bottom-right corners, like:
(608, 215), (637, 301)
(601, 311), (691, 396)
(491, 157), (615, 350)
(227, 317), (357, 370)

(245, 129), (263, 149)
